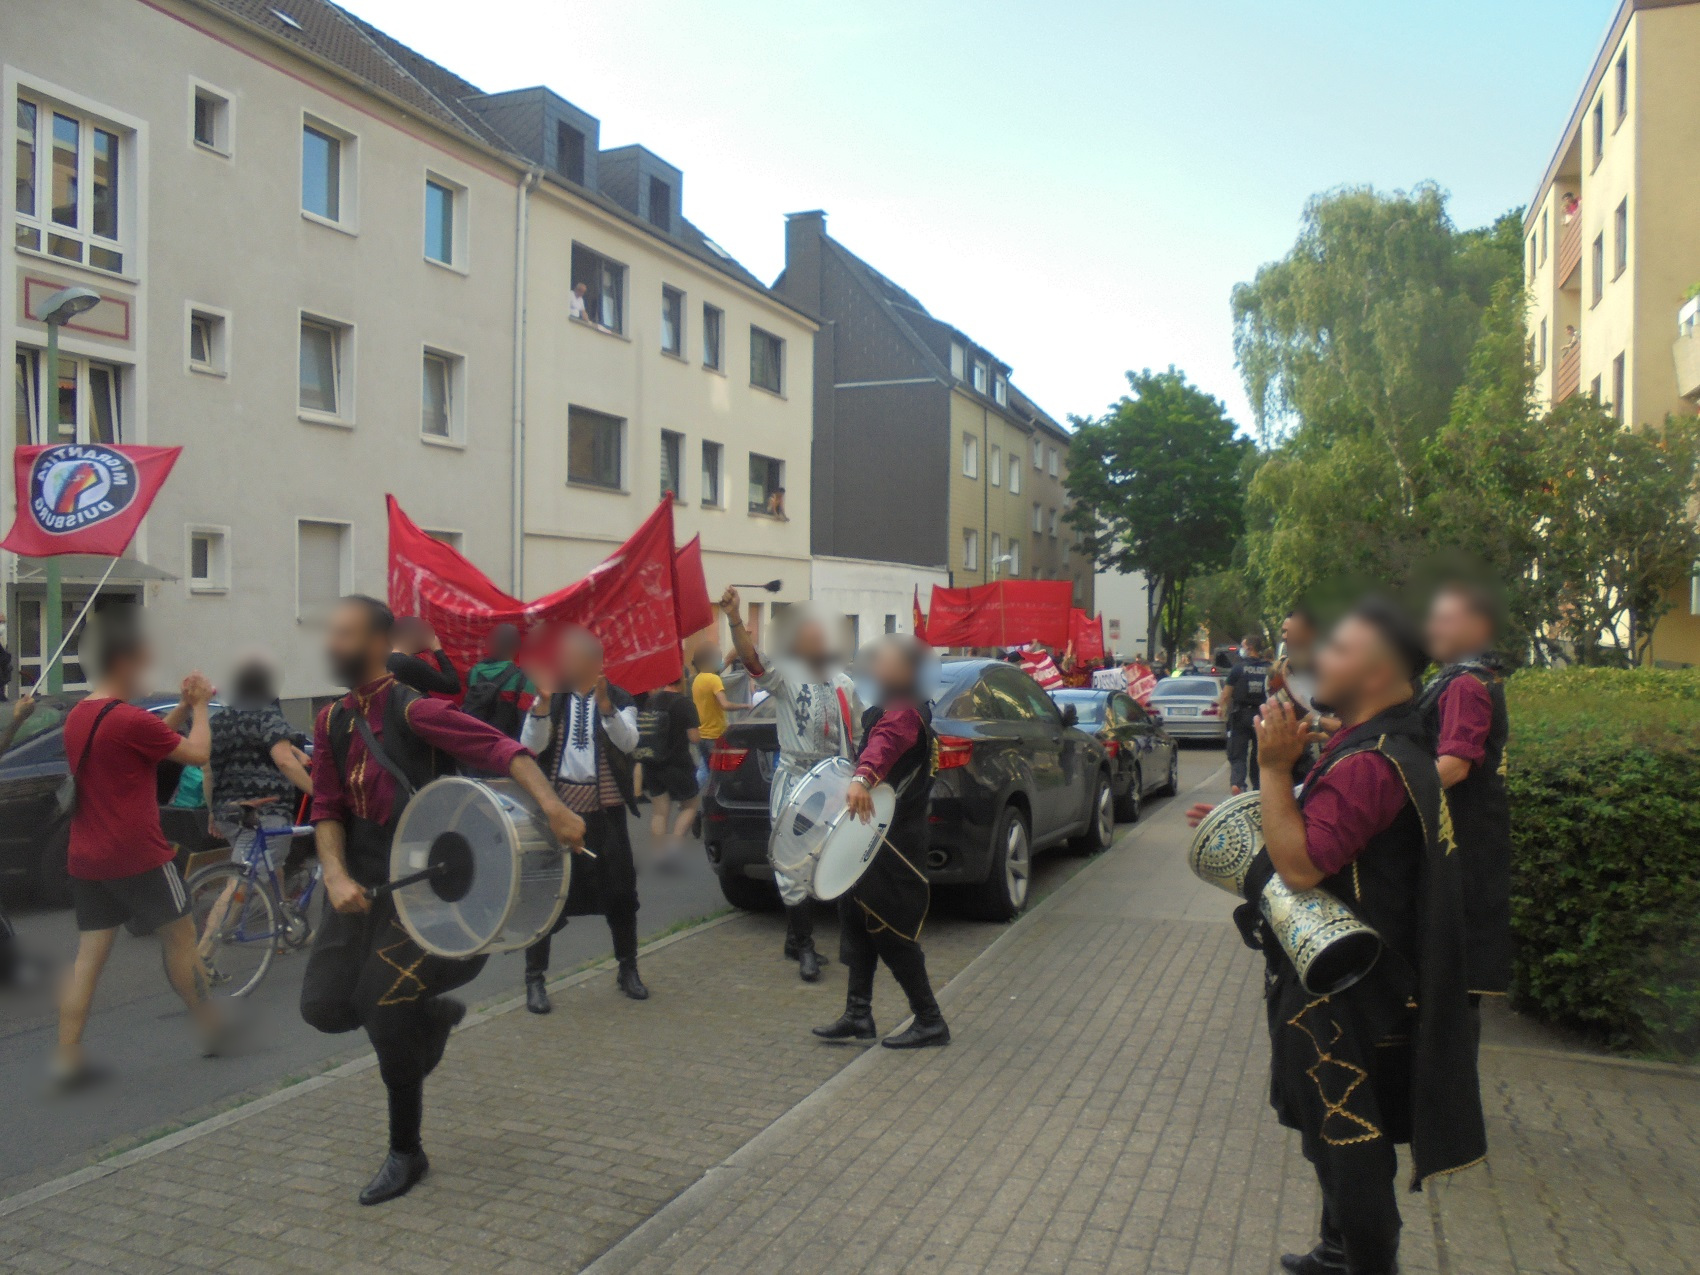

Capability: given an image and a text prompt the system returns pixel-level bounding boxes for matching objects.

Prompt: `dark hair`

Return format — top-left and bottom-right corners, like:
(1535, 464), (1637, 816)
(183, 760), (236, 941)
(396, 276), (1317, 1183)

(1241, 633), (1265, 655)
(95, 613), (148, 676)
(488, 623), (521, 659)
(1286, 603), (1318, 628)
(340, 594), (394, 637)
(1347, 596), (1429, 682)
(1434, 580), (1503, 639)
(232, 660), (277, 705)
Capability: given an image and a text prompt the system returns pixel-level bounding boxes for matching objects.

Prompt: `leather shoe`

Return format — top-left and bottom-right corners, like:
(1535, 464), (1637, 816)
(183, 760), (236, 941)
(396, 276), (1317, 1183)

(797, 945), (822, 982)
(812, 999), (876, 1041)
(524, 975), (551, 1015)
(1279, 1242), (1350, 1273)
(881, 1015), (950, 1049)
(358, 1148), (429, 1205)
(616, 961), (649, 1000)
(420, 997), (466, 1079)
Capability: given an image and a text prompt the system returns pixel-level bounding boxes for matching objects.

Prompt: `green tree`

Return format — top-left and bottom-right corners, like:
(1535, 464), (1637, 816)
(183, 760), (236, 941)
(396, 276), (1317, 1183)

(1066, 368), (1252, 660)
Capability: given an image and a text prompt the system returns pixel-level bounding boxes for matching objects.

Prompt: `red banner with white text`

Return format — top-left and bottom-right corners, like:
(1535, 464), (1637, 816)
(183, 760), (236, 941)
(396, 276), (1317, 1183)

(1069, 608), (1106, 663)
(922, 580), (1073, 649)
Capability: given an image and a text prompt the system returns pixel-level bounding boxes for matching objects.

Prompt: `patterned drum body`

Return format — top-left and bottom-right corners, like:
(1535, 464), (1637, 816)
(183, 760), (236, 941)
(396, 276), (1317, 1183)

(1187, 790), (1382, 995)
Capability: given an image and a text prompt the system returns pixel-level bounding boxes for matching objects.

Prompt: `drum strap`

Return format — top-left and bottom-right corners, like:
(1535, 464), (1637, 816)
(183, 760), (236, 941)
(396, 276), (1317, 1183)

(355, 714), (417, 803)
(835, 687), (854, 759)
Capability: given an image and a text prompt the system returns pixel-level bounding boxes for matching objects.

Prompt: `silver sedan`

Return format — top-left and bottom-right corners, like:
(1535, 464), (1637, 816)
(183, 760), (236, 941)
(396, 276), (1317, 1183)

(1146, 676), (1226, 741)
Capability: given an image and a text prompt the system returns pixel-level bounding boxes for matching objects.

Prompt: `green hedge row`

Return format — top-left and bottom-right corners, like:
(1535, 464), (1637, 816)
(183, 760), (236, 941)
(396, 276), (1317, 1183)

(1506, 667), (1700, 1056)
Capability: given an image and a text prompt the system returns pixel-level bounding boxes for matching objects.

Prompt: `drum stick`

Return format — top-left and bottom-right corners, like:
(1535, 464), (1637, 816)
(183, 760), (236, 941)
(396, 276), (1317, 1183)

(367, 862), (443, 900)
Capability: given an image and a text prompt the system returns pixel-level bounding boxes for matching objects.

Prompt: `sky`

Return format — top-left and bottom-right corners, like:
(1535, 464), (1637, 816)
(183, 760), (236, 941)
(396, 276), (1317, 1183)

(340, 0), (1619, 431)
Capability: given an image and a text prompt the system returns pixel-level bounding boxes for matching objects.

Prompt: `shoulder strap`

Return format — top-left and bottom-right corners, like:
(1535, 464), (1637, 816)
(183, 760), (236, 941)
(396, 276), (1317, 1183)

(354, 712), (417, 802)
(75, 700), (122, 778)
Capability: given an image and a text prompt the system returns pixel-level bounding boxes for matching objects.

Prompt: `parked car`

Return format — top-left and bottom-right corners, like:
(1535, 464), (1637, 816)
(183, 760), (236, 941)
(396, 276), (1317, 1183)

(701, 658), (1115, 922)
(1147, 675), (1227, 742)
(1049, 688), (1180, 821)
(0, 694), (228, 906)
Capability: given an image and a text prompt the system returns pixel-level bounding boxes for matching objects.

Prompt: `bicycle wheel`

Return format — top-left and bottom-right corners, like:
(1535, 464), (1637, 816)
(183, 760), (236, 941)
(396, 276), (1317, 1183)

(187, 864), (279, 998)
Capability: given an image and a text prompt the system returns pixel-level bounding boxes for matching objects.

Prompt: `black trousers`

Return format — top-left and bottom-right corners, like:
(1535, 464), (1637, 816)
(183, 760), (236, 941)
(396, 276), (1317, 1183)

(1228, 716), (1261, 790)
(526, 805), (639, 975)
(837, 897), (939, 1019)
(784, 902), (815, 950)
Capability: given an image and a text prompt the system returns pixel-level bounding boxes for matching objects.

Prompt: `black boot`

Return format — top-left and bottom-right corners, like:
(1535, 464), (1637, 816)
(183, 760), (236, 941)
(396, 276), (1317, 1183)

(1281, 1210), (1349, 1274)
(524, 974), (551, 1015)
(420, 997), (466, 1078)
(616, 960), (649, 1000)
(812, 993), (876, 1041)
(883, 946), (949, 1049)
(358, 1148), (429, 1206)
(797, 942), (822, 982)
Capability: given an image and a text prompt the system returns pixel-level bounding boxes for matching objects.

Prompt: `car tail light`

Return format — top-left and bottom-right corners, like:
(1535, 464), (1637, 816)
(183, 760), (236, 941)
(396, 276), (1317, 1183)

(1101, 737), (1120, 758)
(709, 741), (749, 771)
(1203, 703), (1221, 717)
(935, 735), (974, 770)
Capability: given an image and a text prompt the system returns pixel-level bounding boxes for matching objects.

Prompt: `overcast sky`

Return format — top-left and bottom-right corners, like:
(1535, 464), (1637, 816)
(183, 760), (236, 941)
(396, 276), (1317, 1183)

(341, 0), (1617, 430)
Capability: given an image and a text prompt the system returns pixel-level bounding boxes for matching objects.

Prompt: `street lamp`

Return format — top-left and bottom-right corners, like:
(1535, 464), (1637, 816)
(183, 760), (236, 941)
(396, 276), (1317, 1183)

(38, 286), (102, 694)
(989, 552), (1014, 580)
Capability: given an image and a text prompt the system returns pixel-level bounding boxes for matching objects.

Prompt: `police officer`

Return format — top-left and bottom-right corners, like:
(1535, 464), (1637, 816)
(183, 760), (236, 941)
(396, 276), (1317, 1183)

(1219, 633), (1272, 794)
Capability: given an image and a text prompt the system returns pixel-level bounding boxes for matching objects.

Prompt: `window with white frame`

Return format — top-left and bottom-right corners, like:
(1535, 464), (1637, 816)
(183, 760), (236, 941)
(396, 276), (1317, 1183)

(296, 519), (351, 621)
(424, 175), (464, 267)
(701, 440), (723, 506)
(1032, 437), (1043, 468)
(989, 444), (1001, 487)
(994, 374), (1008, 406)
(749, 453), (785, 514)
(299, 315), (351, 420)
(191, 83), (231, 155)
(1049, 508), (1059, 538)
(660, 429), (685, 501)
(187, 526), (229, 593)
(962, 528), (979, 571)
(187, 305), (228, 376)
(972, 360), (989, 394)
(989, 532), (1002, 569)
(1008, 540), (1021, 576)
(661, 286), (685, 357)
(751, 326), (784, 394)
(421, 348), (462, 441)
(1033, 501), (1043, 533)
(570, 243), (625, 332)
(962, 432), (979, 479)
(13, 348), (123, 444)
(301, 115), (355, 227)
(568, 406), (624, 489)
(14, 95), (129, 273)
(1047, 447), (1059, 478)
(703, 304), (724, 370)
(1009, 455), (1021, 494)
(950, 342), (965, 379)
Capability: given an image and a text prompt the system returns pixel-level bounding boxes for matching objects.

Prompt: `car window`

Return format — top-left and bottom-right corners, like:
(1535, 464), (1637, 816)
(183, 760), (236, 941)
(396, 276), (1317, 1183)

(6, 697), (70, 747)
(1057, 695), (1104, 726)
(1113, 693), (1147, 724)
(1153, 678), (1218, 698)
(994, 667), (1061, 722)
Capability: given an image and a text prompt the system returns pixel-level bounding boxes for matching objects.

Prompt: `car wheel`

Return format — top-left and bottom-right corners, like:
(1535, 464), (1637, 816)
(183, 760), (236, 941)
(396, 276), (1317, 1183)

(1157, 750), (1180, 797)
(968, 805), (1031, 921)
(34, 824), (72, 909)
(717, 873), (781, 913)
(1113, 765), (1142, 822)
(1070, 772), (1115, 854)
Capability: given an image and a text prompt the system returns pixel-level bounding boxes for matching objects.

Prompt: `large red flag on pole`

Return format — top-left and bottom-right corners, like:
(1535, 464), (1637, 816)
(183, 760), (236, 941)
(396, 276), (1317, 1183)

(672, 535), (715, 639)
(1, 443), (181, 558)
(922, 580), (1072, 648)
(1069, 608), (1106, 663)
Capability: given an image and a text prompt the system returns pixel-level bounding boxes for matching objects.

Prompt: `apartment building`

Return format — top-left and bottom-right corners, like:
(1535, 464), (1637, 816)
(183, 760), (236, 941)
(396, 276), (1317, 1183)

(775, 211), (1092, 643)
(1524, 0), (1700, 665)
(4, 0), (523, 708)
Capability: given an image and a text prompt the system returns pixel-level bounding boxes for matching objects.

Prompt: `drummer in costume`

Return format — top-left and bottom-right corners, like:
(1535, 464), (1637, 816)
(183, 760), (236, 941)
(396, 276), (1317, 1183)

(718, 586), (860, 982)
(1188, 599), (1485, 1275)
(301, 597), (586, 1206)
(814, 636), (950, 1050)
(1419, 583), (1512, 1005)
(519, 626), (647, 1011)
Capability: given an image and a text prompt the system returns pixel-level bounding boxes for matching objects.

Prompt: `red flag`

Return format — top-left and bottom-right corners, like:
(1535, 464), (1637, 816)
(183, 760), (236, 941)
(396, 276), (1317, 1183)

(2, 443), (181, 558)
(388, 495), (686, 695)
(923, 580), (1072, 648)
(672, 536), (715, 638)
(1069, 608), (1106, 663)
(912, 586), (929, 644)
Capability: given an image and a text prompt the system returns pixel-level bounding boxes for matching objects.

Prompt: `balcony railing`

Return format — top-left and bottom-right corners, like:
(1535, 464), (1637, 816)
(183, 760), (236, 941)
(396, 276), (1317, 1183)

(1556, 210), (1582, 287)
(1554, 339), (1581, 403)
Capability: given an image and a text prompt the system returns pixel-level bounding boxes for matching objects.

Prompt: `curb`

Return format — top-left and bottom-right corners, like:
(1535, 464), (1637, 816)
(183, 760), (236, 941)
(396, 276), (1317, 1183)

(0, 909), (742, 1220)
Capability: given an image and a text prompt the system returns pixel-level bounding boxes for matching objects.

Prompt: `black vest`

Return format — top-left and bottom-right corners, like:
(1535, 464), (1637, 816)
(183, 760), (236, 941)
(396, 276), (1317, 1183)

(856, 701), (934, 844)
(537, 683), (639, 814)
(1230, 658), (1272, 722)
(326, 683), (451, 883)
(1418, 657), (1513, 994)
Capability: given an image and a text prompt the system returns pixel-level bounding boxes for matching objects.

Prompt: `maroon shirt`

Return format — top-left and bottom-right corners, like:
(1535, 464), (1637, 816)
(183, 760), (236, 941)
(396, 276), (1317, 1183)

(311, 675), (527, 826)
(854, 704), (924, 786)
(1433, 674), (1493, 766)
(1300, 728), (1411, 877)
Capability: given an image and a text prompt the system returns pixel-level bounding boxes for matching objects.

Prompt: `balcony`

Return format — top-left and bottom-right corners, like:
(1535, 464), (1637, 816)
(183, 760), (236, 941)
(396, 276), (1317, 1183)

(1675, 297), (1700, 400)
(1554, 337), (1581, 403)
(1556, 207), (1582, 288)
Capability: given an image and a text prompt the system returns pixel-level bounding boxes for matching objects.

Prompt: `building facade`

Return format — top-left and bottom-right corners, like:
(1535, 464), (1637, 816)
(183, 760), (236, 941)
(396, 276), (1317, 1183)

(1523, 0), (1700, 665)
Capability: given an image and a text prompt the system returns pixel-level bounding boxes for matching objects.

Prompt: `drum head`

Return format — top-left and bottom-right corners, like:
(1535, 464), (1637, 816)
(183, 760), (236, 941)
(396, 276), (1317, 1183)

(769, 758), (857, 878)
(812, 783), (896, 901)
(391, 777), (526, 959)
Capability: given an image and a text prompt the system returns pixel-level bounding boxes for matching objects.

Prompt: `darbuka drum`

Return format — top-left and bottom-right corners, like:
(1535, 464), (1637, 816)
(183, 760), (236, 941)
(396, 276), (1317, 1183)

(769, 757), (896, 902)
(1188, 791), (1382, 995)
(389, 777), (570, 959)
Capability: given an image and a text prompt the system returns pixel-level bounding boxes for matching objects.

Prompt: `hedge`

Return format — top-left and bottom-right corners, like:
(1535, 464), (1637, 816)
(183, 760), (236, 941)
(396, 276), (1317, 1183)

(1506, 666), (1700, 1056)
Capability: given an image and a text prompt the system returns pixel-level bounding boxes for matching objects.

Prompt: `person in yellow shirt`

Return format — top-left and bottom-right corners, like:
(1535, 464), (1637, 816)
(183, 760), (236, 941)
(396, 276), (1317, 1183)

(691, 647), (747, 770)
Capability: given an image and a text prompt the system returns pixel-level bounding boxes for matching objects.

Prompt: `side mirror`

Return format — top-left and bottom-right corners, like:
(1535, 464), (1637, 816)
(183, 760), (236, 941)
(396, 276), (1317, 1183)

(1060, 704), (1078, 727)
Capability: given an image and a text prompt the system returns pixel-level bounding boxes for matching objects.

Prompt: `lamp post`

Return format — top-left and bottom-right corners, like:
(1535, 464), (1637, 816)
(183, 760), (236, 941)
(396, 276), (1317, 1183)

(37, 286), (102, 694)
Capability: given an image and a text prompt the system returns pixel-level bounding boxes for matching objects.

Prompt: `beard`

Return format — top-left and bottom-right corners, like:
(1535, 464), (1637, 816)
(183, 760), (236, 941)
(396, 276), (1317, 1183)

(330, 651), (369, 689)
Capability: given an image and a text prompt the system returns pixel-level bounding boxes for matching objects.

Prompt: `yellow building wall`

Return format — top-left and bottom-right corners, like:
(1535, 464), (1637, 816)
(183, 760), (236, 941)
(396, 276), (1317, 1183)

(947, 390), (1046, 587)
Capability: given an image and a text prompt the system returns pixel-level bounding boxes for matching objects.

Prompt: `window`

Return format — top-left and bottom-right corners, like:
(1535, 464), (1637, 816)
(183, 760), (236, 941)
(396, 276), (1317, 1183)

(15, 600), (90, 690)
(972, 360), (989, 394)
(749, 453), (785, 515)
(13, 349), (123, 444)
(989, 532), (1002, 570)
(555, 123), (585, 184)
(1591, 97), (1604, 170)
(1540, 209), (1548, 264)
(568, 406), (624, 489)
(191, 84), (231, 155)
(302, 117), (354, 227)
(1614, 199), (1628, 278)
(1616, 51), (1629, 125)
(1049, 508), (1059, 539)
(989, 445), (1002, 487)
(648, 176), (672, 232)
(884, 614), (897, 635)
(421, 349), (462, 441)
(703, 304), (724, 370)
(751, 326), (784, 394)
(1591, 234), (1604, 306)
(1048, 448), (1059, 478)
(1032, 437), (1043, 468)
(296, 520), (351, 621)
(994, 374), (1008, 406)
(1612, 353), (1625, 420)
(950, 343), (965, 379)
(1033, 502), (1044, 533)
(661, 286), (684, 356)
(1009, 455), (1021, 494)
(1590, 374), (1603, 403)
(187, 306), (228, 376)
(1008, 540), (1021, 577)
(962, 432), (979, 478)
(962, 528), (979, 571)
(570, 243), (625, 333)
(661, 429), (685, 501)
(424, 529), (463, 551)
(298, 316), (349, 420)
(1527, 234), (1536, 282)
(1537, 318), (1547, 370)
(13, 97), (127, 272)
(701, 440), (723, 506)
(187, 526), (229, 593)
(424, 176), (463, 267)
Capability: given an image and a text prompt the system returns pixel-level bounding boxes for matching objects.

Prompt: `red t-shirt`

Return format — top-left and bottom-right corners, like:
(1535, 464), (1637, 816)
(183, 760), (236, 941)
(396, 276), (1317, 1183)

(63, 698), (181, 880)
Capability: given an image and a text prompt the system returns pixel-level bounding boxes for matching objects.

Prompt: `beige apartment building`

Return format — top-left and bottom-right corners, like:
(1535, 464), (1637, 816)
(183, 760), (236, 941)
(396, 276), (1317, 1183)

(1524, 0), (1700, 666)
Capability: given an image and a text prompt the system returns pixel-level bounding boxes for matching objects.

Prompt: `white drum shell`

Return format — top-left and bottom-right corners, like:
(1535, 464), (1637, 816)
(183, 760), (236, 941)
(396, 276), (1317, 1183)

(769, 757), (896, 902)
(390, 777), (570, 959)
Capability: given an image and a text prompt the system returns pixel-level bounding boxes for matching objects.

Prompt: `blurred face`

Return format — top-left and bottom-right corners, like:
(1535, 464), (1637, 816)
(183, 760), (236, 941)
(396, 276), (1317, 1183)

(1314, 616), (1402, 718)
(326, 602), (387, 688)
(103, 645), (152, 696)
(789, 617), (834, 674)
(869, 641), (916, 701)
(556, 628), (603, 688)
(1425, 592), (1492, 665)
(1281, 613), (1315, 652)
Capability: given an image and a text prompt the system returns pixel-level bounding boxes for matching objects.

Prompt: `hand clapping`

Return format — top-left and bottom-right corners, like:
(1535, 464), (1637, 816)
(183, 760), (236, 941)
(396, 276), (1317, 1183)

(1254, 698), (1324, 773)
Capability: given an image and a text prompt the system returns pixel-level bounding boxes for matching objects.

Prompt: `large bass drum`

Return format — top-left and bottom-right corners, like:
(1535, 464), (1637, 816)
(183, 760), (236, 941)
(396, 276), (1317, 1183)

(769, 757), (896, 902)
(389, 777), (571, 959)
(1189, 791), (1382, 995)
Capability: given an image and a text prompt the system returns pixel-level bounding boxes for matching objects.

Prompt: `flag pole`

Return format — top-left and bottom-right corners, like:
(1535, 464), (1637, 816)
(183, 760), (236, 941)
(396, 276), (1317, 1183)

(29, 555), (119, 698)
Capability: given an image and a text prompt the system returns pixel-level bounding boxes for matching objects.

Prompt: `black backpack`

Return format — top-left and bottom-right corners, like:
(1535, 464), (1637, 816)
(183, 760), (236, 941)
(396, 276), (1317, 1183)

(460, 664), (527, 739)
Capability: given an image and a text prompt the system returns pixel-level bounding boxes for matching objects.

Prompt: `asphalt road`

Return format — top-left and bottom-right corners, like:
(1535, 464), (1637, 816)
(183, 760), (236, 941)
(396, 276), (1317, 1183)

(0, 746), (1224, 1196)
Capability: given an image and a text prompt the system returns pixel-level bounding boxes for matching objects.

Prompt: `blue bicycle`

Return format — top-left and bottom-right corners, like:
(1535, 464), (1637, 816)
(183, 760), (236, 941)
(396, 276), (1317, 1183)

(186, 801), (318, 998)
